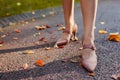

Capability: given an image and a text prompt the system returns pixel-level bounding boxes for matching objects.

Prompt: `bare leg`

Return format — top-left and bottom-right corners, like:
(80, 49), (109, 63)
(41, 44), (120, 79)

(80, 0), (98, 72)
(62, 0), (75, 31)
(56, 0), (78, 46)
(80, 0), (98, 48)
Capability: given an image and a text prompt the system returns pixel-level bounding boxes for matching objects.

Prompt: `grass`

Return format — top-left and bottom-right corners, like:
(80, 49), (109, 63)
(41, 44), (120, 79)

(0, 0), (79, 18)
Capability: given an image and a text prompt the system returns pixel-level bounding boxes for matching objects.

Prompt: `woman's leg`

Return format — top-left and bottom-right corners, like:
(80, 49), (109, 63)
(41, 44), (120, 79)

(56, 0), (78, 46)
(80, 0), (98, 72)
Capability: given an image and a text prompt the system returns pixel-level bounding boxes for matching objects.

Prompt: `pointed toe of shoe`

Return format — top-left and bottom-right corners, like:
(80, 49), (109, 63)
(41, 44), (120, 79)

(81, 49), (97, 72)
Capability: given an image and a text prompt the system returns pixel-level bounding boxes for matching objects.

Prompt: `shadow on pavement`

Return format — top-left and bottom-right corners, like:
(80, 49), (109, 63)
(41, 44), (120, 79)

(0, 60), (86, 80)
(0, 42), (56, 54)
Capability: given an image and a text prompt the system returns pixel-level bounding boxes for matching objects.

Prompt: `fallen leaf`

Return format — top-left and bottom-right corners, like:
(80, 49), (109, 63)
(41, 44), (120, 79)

(35, 25), (46, 30)
(58, 26), (65, 31)
(24, 50), (35, 54)
(45, 25), (51, 28)
(111, 73), (120, 80)
(1, 35), (6, 38)
(23, 63), (28, 69)
(98, 30), (107, 34)
(33, 32), (41, 37)
(39, 37), (47, 42)
(32, 11), (35, 15)
(100, 22), (105, 25)
(56, 24), (64, 27)
(0, 44), (3, 47)
(41, 14), (46, 18)
(14, 29), (21, 33)
(13, 37), (18, 40)
(108, 32), (120, 42)
(0, 40), (4, 44)
(45, 47), (51, 50)
(36, 60), (44, 67)
(34, 41), (40, 45)
(88, 72), (96, 77)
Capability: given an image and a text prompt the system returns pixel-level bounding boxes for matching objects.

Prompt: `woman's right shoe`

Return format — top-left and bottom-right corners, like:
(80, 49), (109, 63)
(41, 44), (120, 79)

(55, 24), (78, 47)
(81, 46), (97, 72)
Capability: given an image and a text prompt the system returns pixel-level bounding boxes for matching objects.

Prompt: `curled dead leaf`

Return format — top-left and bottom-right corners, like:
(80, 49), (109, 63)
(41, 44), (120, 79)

(108, 32), (120, 42)
(98, 30), (107, 34)
(36, 60), (44, 67)
(88, 72), (96, 77)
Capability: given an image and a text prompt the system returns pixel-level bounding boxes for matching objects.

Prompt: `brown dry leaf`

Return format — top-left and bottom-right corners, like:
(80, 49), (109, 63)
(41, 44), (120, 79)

(23, 63), (29, 69)
(111, 73), (120, 80)
(39, 37), (47, 42)
(108, 32), (120, 42)
(36, 60), (44, 67)
(98, 30), (107, 34)
(0, 40), (4, 44)
(88, 72), (96, 77)
(58, 26), (65, 31)
(45, 47), (51, 50)
(45, 25), (51, 28)
(24, 50), (35, 54)
(14, 29), (21, 33)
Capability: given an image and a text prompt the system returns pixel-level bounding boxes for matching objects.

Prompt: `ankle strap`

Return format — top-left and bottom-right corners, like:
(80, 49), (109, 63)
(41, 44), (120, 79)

(63, 30), (72, 34)
(83, 46), (96, 50)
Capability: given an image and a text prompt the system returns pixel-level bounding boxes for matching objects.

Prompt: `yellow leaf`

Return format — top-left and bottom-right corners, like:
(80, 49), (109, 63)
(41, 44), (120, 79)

(108, 33), (120, 42)
(98, 30), (107, 34)
(25, 50), (35, 54)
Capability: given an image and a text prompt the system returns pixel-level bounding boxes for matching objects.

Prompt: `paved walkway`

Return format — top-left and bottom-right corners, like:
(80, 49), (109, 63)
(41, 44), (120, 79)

(0, 0), (120, 80)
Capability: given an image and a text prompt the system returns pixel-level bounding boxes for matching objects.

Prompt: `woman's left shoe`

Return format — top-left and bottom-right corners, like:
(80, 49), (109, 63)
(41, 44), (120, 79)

(81, 46), (97, 72)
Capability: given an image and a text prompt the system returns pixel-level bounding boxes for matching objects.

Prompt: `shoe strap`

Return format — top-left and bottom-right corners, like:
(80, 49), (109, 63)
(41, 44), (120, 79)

(63, 30), (72, 34)
(83, 45), (96, 50)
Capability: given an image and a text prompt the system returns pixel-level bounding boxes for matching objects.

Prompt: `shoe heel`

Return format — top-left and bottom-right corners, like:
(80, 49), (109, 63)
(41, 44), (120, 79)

(71, 31), (78, 41)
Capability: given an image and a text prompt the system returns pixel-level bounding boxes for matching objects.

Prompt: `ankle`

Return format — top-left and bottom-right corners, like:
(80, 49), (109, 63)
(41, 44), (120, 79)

(82, 41), (96, 50)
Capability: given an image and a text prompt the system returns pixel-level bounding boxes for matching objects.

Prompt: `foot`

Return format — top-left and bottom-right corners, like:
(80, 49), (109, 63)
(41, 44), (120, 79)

(81, 45), (97, 72)
(56, 24), (78, 46)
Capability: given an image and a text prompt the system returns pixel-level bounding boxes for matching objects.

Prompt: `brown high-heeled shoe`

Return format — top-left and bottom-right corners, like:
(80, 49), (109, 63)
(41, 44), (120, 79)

(81, 46), (97, 72)
(55, 24), (78, 47)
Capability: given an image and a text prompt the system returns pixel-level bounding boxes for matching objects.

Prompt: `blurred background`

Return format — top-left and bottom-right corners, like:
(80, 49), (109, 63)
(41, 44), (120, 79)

(0, 0), (79, 18)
